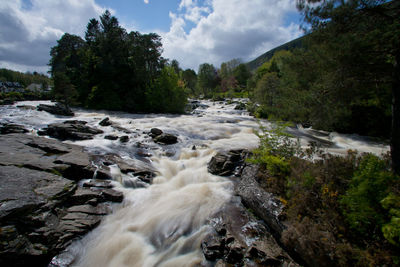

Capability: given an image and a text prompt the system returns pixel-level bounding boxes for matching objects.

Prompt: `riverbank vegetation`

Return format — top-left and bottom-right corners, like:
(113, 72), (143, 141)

(250, 122), (400, 266)
(245, 1), (400, 265)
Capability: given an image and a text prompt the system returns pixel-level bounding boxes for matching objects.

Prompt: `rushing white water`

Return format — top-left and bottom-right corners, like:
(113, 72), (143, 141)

(0, 99), (389, 266)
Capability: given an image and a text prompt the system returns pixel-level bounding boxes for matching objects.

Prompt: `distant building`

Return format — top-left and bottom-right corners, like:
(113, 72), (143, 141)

(0, 80), (24, 93)
(26, 83), (43, 92)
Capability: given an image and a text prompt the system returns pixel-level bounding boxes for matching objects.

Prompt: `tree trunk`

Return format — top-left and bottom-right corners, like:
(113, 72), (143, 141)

(391, 51), (400, 175)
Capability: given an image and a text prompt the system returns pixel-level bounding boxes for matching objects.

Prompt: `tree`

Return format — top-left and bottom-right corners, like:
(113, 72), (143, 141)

(197, 63), (218, 97)
(296, 0), (400, 174)
(233, 63), (251, 90)
(49, 10), (184, 113)
(182, 69), (197, 95)
(49, 33), (85, 105)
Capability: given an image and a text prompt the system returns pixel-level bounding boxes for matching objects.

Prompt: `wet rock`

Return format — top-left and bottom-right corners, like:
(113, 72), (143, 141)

(40, 120), (103, 141)
(0, 123), (28, 134)
(0, 134), (125, 267)
(0, 133), (95, 180)
(234, 102), (246, 110)
(134, 171), (156, 184)
(208, 150), (246, 176)
(101, 188), (123, 203)
(99, 118), (132, 133)
(236, 164), (285, 236)
(150, 128), (163, 137)
(119, 135), (129, 143)
(202, 233), (224, 261)
(202, 197), (298, 266)
(37, 103), (74, 116)
(17, 105), (36, 110)
(153, 133), (178, 145)
(99, 117), (112, 126)
(82, 180), (113, 189)
(104, 135), (118, 140)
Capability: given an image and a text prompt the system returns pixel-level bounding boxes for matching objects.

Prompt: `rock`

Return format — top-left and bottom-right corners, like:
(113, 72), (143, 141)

(234, 102), (246, 110)
(17, 105), (36, 110)
(99, 117), (112, 126)
(202, 233), (224, 261)
(101, 189), (123, 202)
(82, 180), (113, 189)
(99, 117), (132, 133)
(150, 128), (163, 137)
(208, 150), (246, 176)
(0, 166), (76, 220)
(104, 135), (118, 140)
(236, 164), (285, 236)
(153, 133), (178, 145)
(37, 103), (74, 116)
(40, 120), (103, 141)
(119, 135), (129, 143)
(0, 133), (95, 181)
(0, 123), (28, 134)
(202, 197), (298, 266)
(0, 134), (126, 267)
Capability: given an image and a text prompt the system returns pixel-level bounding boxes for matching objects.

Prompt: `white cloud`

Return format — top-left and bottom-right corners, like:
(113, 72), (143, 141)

(0, 0), (108, 73)
(161, 0), (302, 71)
(144, 0), (149, 4)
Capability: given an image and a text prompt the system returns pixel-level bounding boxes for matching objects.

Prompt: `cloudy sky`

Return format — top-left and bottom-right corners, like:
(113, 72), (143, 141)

(0, 0), (303, 74)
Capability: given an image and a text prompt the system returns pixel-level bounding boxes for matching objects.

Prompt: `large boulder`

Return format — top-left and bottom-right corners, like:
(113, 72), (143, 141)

(39, 120), (103, 141)
(153, 133), (178, 145)
(37, 103), (74, 116)
(208, 150), (247, 176)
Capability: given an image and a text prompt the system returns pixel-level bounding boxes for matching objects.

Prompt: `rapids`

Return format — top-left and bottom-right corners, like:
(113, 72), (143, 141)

(0, 99), (389, 266)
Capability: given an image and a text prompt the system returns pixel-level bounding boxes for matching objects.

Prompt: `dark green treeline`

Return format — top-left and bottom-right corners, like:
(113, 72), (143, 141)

(49, 11), (186, 113)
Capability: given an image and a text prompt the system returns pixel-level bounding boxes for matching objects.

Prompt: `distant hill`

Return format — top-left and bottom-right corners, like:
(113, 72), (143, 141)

(246, 35), (305, 71)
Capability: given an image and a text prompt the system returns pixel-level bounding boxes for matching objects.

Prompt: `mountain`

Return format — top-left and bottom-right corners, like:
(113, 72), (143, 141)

(246, 36), (305, 72)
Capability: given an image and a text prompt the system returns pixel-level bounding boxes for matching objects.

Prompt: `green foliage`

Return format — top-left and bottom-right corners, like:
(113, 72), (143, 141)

(0, 68), (51, 88)
(340, 154), (396, 238)
(49, 10), (187, 113)
(247, 1), (397, 138)
(381, 193), (400, 246)
(181, 68), (197, 96)
(248, 122), (299, 176)
(197, 63), (219, 97)
(146, 66), (187, 113)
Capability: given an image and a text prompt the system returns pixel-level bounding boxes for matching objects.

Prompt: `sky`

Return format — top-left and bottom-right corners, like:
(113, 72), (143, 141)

(0, 0), (303, 74)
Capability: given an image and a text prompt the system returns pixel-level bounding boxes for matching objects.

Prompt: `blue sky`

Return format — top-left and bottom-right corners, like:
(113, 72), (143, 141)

(0, 0), (303, 73)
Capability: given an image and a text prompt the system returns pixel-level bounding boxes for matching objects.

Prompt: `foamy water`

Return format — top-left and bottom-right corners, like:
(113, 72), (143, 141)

(0, 99), (389, 266)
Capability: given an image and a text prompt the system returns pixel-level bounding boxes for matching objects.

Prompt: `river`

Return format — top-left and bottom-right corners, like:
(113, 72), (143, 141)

(0, 99), (389, 266)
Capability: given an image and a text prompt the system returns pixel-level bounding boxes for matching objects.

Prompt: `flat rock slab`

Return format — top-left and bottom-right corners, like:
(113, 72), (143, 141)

(39, 120), (103, 141)
(0, 133), (95, 180)
(0, 165), (75, 221)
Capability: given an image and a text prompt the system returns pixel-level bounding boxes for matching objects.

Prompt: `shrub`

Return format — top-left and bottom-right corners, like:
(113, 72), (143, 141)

(381, 193), (400, 246)
(248, 122), (299, 176)
(340, 154), (396, 239)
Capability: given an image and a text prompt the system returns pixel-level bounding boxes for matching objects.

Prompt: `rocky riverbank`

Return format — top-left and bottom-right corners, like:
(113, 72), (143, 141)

(0, 132), (155, 267)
